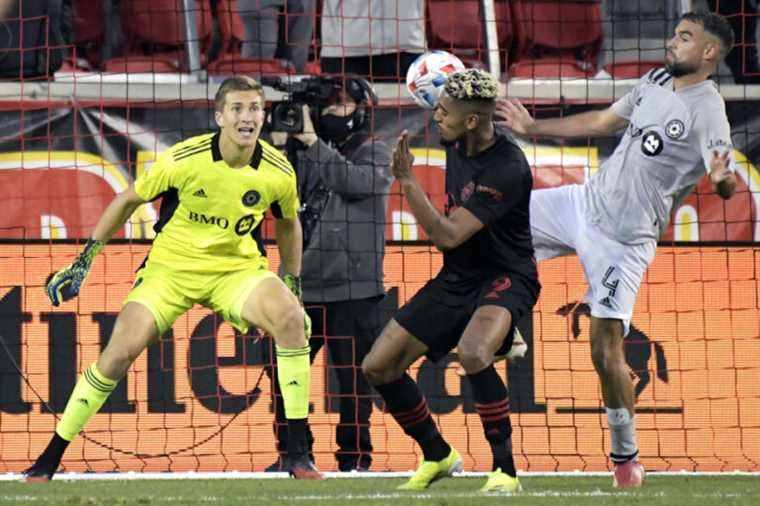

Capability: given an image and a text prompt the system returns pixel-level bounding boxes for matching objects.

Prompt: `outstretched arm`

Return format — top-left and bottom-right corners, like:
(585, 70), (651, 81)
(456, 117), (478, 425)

(495, 98), (629, 139)
(46, 184), (146, 306)
(694, 102), (737, 201)
(91, 184), (147, 241)
(709, 150), (737, 199)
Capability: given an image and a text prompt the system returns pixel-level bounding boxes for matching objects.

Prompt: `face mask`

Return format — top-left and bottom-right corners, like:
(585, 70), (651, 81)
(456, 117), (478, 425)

(319, 113), (354, 143)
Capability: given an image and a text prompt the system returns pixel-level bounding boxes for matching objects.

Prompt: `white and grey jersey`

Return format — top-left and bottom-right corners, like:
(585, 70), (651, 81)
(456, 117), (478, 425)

(583, 68), (734, 244)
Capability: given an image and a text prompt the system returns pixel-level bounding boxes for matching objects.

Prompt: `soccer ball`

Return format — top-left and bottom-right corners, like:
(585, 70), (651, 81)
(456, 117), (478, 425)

(406, 50), (466, 109)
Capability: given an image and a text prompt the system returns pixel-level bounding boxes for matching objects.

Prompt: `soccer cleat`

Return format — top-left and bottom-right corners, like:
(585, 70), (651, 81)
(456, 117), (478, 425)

(23, 434), (69, 483)
(456, 328), (529, 377)
(613, 459), (645, 488)
(502, 327), (528, 361)
(23, 459), (59, 483)
(285, 454), (324, 480)
(397, 446), (463, 491)
(264, 456), (287, 472)
(480, 468), (522, 493)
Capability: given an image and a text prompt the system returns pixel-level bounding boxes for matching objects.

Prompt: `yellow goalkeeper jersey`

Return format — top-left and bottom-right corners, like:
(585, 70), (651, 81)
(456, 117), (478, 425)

(134, 132), (299, 272)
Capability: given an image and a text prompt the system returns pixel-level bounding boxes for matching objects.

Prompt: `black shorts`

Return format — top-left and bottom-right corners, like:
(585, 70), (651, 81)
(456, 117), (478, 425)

(394, 270), (540, 362)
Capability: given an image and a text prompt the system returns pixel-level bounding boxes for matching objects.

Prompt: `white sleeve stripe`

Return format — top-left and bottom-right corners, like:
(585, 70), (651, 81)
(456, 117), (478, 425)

(649, 68), (666, 82)
(650, 68), (672, 85)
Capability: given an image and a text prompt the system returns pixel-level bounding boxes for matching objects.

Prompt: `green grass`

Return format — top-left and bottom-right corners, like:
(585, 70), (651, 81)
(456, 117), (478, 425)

(2, 476), (759, 505)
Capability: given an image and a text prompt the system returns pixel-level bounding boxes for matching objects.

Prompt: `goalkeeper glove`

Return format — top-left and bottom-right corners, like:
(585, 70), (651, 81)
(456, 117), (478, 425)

(303, 310), (312, 339)
(46, 239), (105, 306)
(282, 273), (302, 301)
(282, 273), (311, 338)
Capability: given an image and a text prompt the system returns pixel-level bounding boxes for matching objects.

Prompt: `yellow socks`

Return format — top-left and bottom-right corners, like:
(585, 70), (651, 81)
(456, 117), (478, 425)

(55, 363), (117, 441)
(275, 344), (311, 419)
(54, 347), (310, 443)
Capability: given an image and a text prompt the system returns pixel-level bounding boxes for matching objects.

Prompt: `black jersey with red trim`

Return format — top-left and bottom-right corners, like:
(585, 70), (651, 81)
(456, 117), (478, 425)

(443, 133), (537, 280)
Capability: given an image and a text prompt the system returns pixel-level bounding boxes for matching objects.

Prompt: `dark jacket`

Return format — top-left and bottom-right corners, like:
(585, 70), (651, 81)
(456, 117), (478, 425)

(292, 132), (392, 302)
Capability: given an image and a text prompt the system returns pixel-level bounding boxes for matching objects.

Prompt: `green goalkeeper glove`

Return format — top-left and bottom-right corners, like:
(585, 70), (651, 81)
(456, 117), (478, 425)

(282, 273), (311, 338)
(45, 239), (105, 306)
(282, 273), (302, 301)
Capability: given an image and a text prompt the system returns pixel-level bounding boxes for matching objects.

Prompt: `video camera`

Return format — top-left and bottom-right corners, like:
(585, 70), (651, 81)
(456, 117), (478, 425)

(261, 76), (338, 133)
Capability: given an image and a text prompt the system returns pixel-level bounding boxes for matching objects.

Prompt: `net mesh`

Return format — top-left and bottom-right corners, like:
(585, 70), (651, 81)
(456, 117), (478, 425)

(0, 0), (759, 474)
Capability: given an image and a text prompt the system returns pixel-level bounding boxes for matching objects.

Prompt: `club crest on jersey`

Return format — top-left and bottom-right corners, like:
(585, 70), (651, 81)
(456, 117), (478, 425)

(235, 214), (255, 235)
(242, 190), (261, 207)
(460, 182), (475, 203)
(641, 131), (663, 156)
(665, 119), (685, 139)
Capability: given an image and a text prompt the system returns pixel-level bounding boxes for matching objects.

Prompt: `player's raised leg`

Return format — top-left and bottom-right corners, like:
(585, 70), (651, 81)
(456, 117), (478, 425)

(25, 302), (159, 482)
(458, 305), (522, 493)
(241, 276), (322, 479)
(362, 319), (462, 490)
(590, 317), (645, 487)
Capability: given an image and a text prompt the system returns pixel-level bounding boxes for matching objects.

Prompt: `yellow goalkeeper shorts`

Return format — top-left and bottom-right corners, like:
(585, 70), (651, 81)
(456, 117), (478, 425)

(123, 260), (278, 335)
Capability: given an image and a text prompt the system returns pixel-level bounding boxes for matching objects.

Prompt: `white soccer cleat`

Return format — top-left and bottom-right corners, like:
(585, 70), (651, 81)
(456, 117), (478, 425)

(500, 327), (528, 361)
(455, 328), (529, 377)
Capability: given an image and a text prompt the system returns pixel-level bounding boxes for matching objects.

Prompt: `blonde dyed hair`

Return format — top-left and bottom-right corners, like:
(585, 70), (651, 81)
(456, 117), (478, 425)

(444, 69), (499, 101)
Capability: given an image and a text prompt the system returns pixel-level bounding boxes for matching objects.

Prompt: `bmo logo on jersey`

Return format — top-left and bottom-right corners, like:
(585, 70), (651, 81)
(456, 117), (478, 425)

(188, 211), (230, 229)
(641, 131), (663, 156)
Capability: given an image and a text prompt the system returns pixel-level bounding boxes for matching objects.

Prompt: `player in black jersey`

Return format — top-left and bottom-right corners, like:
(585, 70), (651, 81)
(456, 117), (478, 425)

(361, 69), (539, 493)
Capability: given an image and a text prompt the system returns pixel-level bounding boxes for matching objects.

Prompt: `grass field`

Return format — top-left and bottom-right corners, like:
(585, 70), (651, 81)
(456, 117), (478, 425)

(2, 474), (759, 505)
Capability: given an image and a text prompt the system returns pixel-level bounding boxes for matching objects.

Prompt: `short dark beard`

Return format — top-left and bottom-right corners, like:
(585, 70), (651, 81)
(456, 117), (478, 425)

(665, 59), (697, 78)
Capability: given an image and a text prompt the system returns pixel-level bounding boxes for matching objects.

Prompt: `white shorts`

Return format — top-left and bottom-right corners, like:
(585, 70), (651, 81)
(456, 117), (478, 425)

(530, 184), (656, 335)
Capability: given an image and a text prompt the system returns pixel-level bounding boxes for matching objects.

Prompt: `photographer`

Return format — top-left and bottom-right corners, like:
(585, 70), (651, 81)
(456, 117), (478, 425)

(266, 76), (393, 472)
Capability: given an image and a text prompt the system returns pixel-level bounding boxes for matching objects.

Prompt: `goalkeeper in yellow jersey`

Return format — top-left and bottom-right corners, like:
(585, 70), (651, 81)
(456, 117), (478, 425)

(24, 76), (323, 481)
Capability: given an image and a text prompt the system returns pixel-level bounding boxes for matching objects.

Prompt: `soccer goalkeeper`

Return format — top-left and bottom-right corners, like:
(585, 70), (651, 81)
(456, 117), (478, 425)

(24, 76), (323, 481)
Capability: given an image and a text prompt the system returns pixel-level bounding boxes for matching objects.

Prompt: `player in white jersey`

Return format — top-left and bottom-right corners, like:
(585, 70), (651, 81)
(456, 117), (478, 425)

(495, 11), (737, 487)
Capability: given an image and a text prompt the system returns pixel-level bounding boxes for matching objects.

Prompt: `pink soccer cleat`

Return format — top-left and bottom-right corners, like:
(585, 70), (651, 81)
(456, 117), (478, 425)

(613, 460), (645, 488)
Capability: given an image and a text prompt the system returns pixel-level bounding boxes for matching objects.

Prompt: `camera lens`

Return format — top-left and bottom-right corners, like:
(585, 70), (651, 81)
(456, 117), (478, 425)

(272, 103), (303, 132)
(277, 105), (298, 128)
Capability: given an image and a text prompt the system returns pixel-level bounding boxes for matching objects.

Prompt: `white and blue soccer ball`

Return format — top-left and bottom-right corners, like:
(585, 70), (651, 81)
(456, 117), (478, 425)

(405, 50), (466, 109)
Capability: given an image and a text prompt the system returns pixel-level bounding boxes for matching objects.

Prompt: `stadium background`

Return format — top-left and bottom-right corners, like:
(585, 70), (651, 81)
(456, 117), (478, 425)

(1, 0), (759, 475)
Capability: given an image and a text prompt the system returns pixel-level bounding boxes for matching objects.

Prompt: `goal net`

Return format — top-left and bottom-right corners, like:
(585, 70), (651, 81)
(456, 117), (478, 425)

(0, 0), (758, 474)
